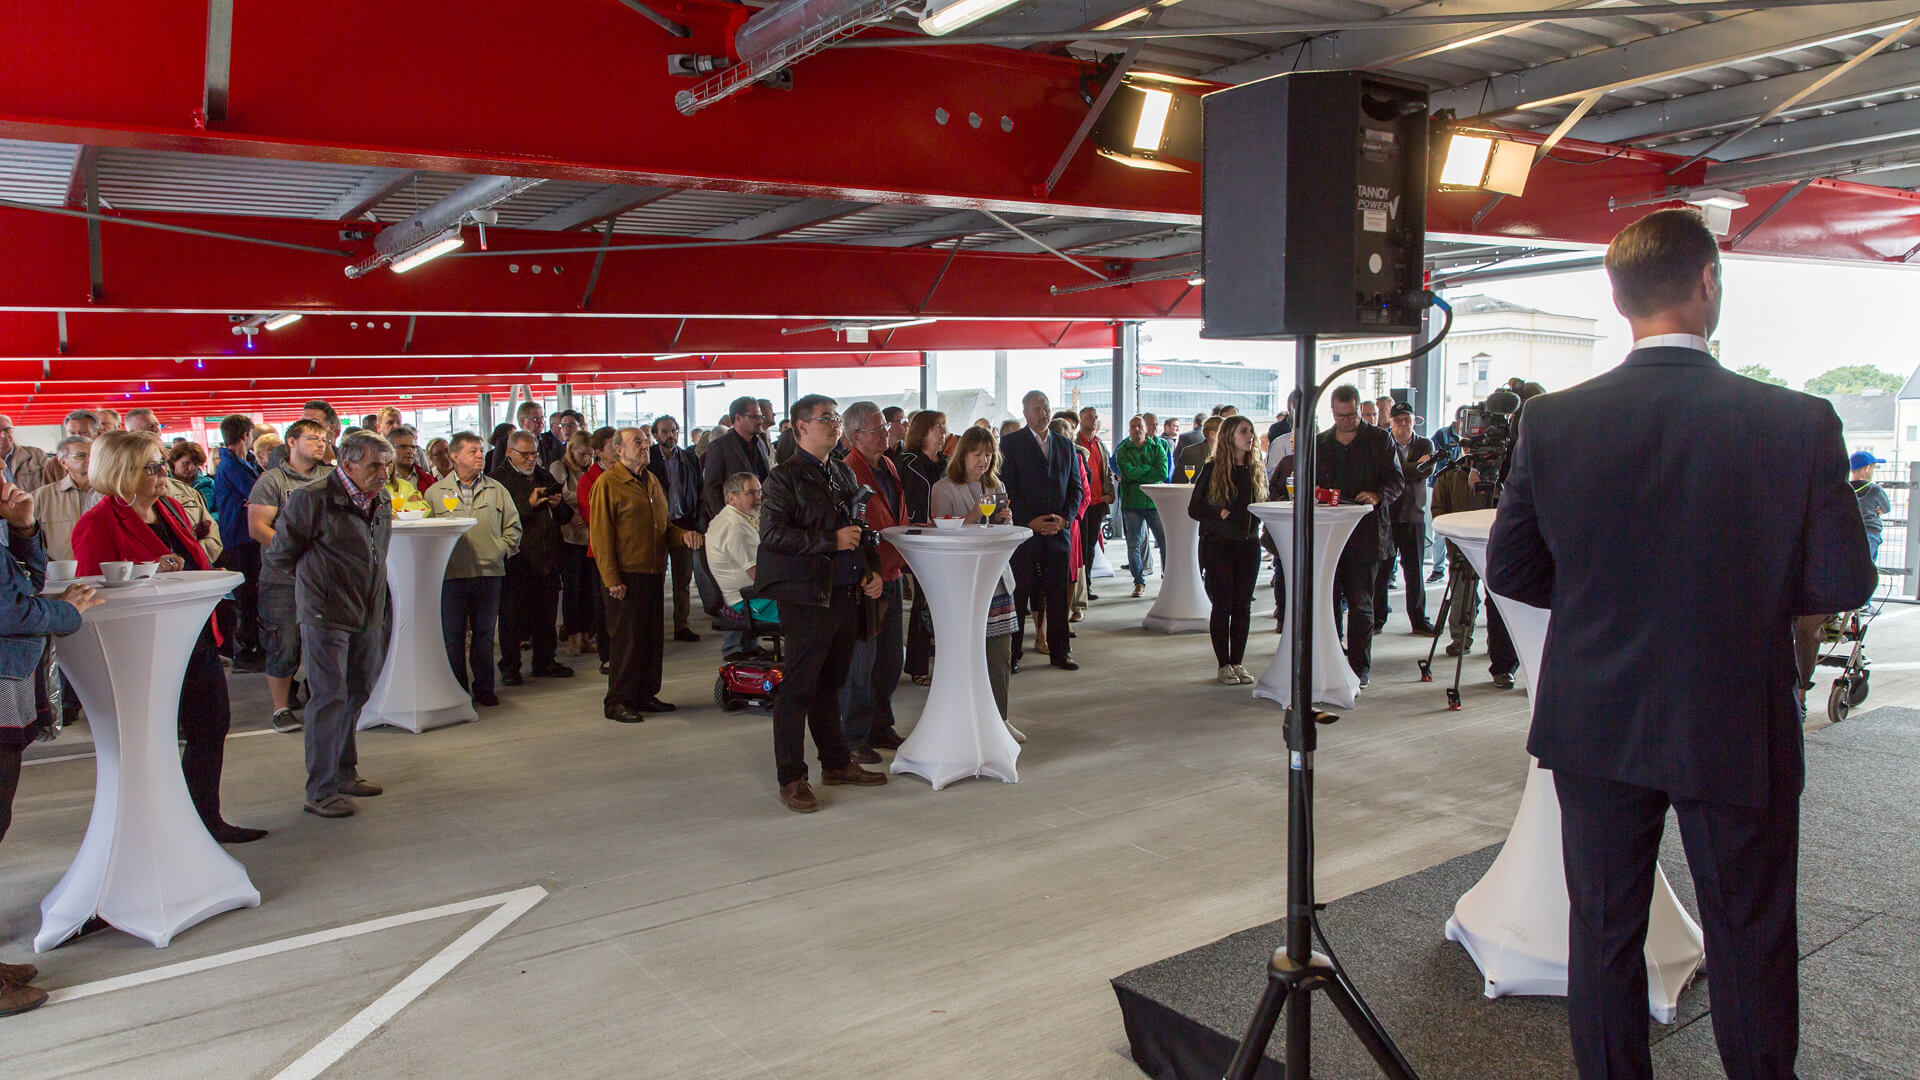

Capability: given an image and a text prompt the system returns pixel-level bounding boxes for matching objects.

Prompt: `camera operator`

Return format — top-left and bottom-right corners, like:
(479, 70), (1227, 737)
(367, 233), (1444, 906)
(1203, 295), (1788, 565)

(755, 394), (888, 814)
(1487, 208), (1875, 1080)
(1317, 385), (1403, 688)
(1431, 459), (1518, 688)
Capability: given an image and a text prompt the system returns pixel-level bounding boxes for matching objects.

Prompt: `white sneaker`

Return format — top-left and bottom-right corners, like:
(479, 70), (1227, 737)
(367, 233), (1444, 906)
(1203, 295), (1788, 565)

(1218, 666), (1240, 685)
(1232, 665), (1254, 685)
(1005, 719), (1027, 743)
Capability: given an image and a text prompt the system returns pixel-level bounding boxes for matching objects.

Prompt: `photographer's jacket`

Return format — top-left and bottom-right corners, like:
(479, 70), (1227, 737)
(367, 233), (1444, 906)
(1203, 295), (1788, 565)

(756, 449), (878, 607)
(1314, 424), (1404, 560)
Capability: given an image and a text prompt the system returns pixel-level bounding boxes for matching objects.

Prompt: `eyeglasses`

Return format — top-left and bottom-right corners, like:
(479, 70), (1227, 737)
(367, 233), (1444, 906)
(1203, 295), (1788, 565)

(141, 461), (168, 476)
(802, 412), (844, 427)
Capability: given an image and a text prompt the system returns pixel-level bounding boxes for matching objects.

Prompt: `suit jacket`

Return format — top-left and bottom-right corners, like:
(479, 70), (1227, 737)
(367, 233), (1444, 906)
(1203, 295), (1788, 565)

(701, 428), (770, 519)
(998, 427), (1084, 554)
(649, 444), (707, 532)
(1487, 346), (1876, 808)
(1387, 434), (1435, 524)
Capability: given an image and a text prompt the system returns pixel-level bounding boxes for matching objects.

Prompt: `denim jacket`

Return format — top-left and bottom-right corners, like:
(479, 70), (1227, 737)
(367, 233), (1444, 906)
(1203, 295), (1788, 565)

(0, 519), (82, 680)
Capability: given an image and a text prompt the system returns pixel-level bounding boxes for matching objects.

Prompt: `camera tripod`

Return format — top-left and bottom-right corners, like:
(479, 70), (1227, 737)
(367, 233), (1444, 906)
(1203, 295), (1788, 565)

(1223, 333), (1423, 1080)
(1416, 571), (1466, 711)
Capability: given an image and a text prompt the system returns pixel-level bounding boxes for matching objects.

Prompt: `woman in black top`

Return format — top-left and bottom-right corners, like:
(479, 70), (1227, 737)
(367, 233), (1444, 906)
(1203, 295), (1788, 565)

(889, 411), (949, 685)
(1188, 415), (1267, 685)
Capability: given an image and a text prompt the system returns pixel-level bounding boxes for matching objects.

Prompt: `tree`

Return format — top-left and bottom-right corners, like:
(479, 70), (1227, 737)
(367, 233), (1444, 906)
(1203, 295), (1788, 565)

(1804, 365), (1904, 396)
(1735, 363), (1787, 387)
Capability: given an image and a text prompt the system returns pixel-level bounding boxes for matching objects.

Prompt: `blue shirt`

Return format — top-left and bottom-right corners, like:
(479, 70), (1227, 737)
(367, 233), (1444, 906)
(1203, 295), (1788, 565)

(213, 447), (262, 551)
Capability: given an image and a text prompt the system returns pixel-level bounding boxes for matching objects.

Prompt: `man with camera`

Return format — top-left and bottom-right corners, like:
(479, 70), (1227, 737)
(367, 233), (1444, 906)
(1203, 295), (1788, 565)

(1378, 401), (1436, 636)
(1488, 208), (1876, 1080)
(756, 394), (888, 813)
(1316, 385), (1403, 687)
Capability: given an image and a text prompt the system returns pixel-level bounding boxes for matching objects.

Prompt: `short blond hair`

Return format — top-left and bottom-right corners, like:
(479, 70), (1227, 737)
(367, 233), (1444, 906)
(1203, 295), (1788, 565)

(89, 429), (164, 501)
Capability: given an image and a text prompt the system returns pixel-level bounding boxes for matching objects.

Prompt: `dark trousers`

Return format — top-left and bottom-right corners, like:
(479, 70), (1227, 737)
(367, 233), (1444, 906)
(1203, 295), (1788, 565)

(500, 572), (560, 676)
(180, 629), (233, 828)
(441, 576), (503, 696)
(904, 575), (933, 679)
(1374, 521), (1429, 630)
(1199, 536), (1261, 667)
(0, 741), (22, 844)
(559, 544), (595, 637)
(773, 586), (860, 785)
(1079, 501), (1109, 582)
(1262, 528), (1287, 633)
(604, 571), (665, 709)
(1010, 536), (1071, 664)
(841, 577), (904, 746)
(665, 544), (694, 633)
(224, 543), (262, 657)
(1333, 549), (1379, 678)
(300, 623), (383, 803)
(1555, 769), (1801, 1080)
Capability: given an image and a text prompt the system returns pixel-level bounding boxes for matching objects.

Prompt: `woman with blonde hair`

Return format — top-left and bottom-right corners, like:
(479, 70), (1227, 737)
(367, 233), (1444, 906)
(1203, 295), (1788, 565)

(1187, 415), (1266, 685)
(70, 431), (265, 843)
(929, 427), (1024, 742)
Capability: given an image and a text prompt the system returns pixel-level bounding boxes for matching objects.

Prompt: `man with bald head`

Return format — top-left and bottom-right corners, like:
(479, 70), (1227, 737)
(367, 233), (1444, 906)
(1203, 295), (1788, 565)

(590, 426), (703, 722)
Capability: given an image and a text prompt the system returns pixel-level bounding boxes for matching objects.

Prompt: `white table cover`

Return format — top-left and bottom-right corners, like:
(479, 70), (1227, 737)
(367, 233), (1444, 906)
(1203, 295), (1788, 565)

(1248, 502), (1375, 711)
(361, 517), (479, 733)
(1139, 484), (1208, 633)
(882, 524), (1030, 790)
(36, 570), (259, 950)
(1434, 508), (1704, 1022)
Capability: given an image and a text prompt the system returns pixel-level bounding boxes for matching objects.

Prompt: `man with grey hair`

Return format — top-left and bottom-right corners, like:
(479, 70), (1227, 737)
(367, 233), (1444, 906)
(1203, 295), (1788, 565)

(0, 415), (47, 493)
(265, 430), (396, 818)
(37, 411), (100, 486)
(648, 414), (706, 643)
(494, 430), (574, 685)
(38, 436), (98, 561)
(837, 400), (910, 758)
(708, 471), (773, 659)
(123, 407), (161, 434)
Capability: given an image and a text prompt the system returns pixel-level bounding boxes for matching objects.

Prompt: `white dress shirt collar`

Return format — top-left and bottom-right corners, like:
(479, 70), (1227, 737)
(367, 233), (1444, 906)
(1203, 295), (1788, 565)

(1632, 333), (1712, 355)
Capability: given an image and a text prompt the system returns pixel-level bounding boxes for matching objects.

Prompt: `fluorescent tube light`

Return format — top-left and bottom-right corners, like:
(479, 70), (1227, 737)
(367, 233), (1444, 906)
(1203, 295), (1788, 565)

(919, 0), (1024, 36)
(262, 312), (303, 331)
(1132, 88), (1174, 151)
(390, 228), (465, 274)
(869, 318), (937, 331)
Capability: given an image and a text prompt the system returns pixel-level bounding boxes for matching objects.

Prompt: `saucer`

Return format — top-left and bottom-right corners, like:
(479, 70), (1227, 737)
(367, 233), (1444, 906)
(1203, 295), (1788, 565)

(98, 578), (148, 590)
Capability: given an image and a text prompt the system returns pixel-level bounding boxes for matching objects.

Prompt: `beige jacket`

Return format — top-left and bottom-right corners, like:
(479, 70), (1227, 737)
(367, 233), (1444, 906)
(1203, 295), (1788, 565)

(425, 472), (522, 578)
(38, 475), (102, 561)
(164, 475), (223, 564)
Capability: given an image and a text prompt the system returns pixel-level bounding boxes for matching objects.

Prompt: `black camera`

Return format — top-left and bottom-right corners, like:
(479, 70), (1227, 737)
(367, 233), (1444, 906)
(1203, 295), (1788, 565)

(844, 482), (881, 549)
(1453, 387), (1522, 494)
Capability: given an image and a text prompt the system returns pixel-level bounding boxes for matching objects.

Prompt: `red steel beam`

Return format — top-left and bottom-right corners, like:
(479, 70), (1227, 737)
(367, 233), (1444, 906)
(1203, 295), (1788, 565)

(0, 0), (1196, 223)
(0, 209), (1198, 320)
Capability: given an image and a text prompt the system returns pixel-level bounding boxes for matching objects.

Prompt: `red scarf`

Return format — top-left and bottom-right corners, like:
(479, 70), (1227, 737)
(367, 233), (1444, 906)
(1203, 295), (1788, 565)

(70, 495), (222, 643)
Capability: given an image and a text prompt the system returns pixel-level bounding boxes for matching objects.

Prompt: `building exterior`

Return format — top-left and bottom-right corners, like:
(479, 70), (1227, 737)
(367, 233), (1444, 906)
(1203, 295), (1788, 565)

(1828, 391), (1899, 471)
(1317, 294), (1602, 427)
(1060, 359), (1278, 433)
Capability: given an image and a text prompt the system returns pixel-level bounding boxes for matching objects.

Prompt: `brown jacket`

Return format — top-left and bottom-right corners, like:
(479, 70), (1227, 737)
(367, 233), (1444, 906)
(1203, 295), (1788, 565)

(588, 461), (689, 587)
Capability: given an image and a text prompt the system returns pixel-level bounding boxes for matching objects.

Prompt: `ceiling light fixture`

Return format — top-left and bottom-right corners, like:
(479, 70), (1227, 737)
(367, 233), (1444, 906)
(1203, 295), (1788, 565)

(389, 227), (465, 274)
(919, 0), (1025, 36)
(1682, 188), (1749, 236)
(262, 312), (303, 331)
(1091, 6), (1150, 30)
(868, 317), (937, 331)
(1436, 129), (1533, 197)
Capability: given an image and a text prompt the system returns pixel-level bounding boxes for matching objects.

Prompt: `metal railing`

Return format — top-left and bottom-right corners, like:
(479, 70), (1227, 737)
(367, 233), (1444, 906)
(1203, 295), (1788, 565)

(1876, 464), (1915, 603)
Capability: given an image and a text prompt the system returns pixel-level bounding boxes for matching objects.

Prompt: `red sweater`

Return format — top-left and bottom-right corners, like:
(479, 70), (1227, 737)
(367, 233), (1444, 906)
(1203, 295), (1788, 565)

(71, 495), (222, 643)
(844, 450), (907, 581)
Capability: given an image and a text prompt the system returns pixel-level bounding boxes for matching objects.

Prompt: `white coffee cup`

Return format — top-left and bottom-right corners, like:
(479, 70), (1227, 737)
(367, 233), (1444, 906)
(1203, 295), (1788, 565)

(100, 561), (134, 583)
(46, 560), (78, 581)
(131, 562), (159, 579)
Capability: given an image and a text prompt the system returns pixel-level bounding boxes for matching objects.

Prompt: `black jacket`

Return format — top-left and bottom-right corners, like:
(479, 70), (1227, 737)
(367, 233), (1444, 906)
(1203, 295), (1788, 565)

(885, 448), (944, 526)
(756, 450), (878, 608)
(1314, 424), (1403, 561)
(1187, 461), (1262, 542)
(493, 462), (574, 577)
(701, 428), (770, 519)
(649, 444), (707, 532)
(263, 472), (392, 633)
(1487, 346), (1877, 807)
(998, 427), (1084, 554)
(1388, 434), (1436, 524)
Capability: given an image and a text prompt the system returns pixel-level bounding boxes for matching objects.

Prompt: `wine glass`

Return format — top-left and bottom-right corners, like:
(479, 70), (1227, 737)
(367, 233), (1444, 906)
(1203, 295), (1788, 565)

(440, 495), (459, 513)
(1183, 465), (1196, 483)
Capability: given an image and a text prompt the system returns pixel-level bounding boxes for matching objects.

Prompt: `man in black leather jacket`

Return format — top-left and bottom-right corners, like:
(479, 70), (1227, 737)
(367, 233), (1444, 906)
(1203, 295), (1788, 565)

(755, 394), (888, 813)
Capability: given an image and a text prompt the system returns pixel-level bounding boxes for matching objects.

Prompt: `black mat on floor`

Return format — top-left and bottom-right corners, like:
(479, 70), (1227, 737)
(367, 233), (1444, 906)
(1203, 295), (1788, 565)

(1113, 707), (1920, 1080)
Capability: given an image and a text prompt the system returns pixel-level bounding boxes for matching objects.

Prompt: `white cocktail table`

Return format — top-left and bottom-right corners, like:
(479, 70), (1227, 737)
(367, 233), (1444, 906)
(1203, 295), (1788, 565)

(36, 569), (259, 950)
(1140, 484), (1208, 633)
(882, 524), (1030, 790)
(361, 517), (479, 733)
(1248, 502), (1376, 711)
(1434, 508), (1704, 1022)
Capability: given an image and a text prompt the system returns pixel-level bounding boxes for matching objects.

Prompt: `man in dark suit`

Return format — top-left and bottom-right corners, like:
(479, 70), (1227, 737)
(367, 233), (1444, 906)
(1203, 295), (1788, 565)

(701, 395), (770, 519)
(999, 390), (1084, 670)
(1378, 401), (1437, 636)
(1316, 385), (1403, 686)
(1487, 209), (1876, 1080)
(648, 414), (706, 643)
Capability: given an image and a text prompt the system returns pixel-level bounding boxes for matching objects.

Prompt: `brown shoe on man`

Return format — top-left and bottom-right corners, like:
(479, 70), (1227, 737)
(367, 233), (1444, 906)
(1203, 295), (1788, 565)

(0, 960), (37, 986)
(820, 763), (888, 786)
(0, 982), (48, 1017)
(779, 781), (820, 813)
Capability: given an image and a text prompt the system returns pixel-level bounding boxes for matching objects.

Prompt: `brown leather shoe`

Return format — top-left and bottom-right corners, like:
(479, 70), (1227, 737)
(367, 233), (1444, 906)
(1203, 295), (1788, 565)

(0, 960), (37, 986)
(0, 982), (48, 1017)
(820, 763), (887, 786)
(779, 781), (819, 813)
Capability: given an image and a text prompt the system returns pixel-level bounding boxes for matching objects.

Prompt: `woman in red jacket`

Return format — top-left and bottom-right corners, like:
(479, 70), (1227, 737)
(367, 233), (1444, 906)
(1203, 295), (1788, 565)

(71, 431), (265, 844)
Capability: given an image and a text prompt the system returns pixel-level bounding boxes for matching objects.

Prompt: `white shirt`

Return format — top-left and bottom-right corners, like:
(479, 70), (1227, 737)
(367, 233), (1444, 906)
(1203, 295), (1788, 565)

(1632, 333), (1712, 355)
(706, 503), (760, 608)
(1265, 431), (1293, 480)
(1031, 426), (1051, 464)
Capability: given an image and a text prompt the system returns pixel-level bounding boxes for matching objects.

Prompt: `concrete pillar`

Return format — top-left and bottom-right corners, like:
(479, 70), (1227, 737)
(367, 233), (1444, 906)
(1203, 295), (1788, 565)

(993, 350), (1010, 421)
(601, 392), (615, 428)
(1109, 323), (1140, 558)
(1409, 305), (1441, 436)
(919, 351), (938, 412)
(683, 382), (699, 430)
(556, 384), (573, 413)
(477, 393), (493, 432)
(784, 370), (802, 415)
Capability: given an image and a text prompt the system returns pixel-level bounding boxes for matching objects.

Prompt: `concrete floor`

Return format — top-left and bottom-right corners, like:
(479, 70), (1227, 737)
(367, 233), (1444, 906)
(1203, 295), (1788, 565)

(3, 571), (1916, 1079)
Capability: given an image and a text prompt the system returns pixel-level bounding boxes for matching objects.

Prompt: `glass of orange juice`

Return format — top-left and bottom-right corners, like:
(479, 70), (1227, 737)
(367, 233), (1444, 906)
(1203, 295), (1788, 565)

(441, 495), (459, 513)
(1183, 465), (1196, 482)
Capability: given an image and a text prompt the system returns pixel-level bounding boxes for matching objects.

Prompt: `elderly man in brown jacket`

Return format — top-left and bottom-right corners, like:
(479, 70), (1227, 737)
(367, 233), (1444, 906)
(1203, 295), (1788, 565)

(590, 426), (703, 723)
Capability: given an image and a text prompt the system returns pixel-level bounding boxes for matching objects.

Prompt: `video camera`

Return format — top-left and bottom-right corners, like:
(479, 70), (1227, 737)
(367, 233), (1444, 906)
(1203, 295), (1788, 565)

(1452, 387), (1522, 495)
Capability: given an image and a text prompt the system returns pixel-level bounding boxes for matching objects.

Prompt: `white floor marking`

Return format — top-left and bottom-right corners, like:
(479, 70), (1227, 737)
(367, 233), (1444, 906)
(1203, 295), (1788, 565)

(45, 885), (549, 1079)
(24, 727), (281, 767)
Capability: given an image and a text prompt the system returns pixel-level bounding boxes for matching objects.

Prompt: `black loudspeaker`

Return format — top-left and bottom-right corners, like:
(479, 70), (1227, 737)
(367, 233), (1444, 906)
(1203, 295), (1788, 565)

(1200, 71), (1430, 340)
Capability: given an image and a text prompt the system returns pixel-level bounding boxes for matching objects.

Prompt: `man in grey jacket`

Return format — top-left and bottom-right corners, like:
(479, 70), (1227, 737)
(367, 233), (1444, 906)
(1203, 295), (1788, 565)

(264, 431), (395, 819)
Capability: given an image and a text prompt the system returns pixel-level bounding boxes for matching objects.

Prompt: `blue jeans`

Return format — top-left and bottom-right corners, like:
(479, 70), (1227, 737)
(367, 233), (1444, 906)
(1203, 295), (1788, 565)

(840, 577), (904, 746)
(1123, 506), (1167, 586)
(1866, 534), (1881, 567)
(441, 576), (503, 696)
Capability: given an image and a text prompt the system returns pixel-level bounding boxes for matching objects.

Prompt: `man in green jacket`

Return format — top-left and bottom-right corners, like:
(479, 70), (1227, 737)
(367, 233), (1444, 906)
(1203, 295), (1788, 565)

(1114, 414), (1169, 598)
(427, 431), (522, 707)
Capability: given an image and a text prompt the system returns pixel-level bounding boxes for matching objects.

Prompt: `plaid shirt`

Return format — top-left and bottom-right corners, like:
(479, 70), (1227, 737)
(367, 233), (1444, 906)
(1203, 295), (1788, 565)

(337, 468), (379, 514)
